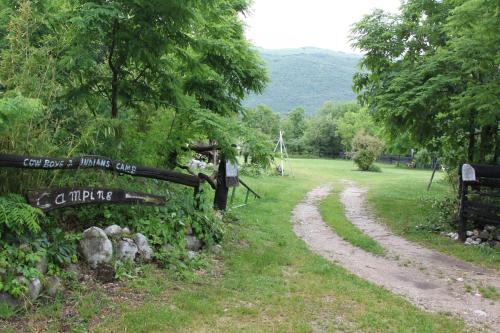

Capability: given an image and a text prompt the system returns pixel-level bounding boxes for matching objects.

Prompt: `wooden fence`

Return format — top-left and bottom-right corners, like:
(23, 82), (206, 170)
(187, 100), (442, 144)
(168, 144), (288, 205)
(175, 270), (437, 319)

(458, 163), (500, 241)
(0, 153), (205, 211)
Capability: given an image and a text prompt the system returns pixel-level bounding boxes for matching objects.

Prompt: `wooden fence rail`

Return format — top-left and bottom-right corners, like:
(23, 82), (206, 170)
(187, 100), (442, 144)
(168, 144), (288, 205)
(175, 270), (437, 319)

(0, 154), (202, 188)
(458, 163), (500, 241)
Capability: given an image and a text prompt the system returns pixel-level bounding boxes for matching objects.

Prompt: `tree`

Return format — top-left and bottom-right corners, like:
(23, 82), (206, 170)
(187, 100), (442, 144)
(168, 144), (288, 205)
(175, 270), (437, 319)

(336, 106), (378, 151)
(242, 105), (280, 137)
(352, 0), (500, 167)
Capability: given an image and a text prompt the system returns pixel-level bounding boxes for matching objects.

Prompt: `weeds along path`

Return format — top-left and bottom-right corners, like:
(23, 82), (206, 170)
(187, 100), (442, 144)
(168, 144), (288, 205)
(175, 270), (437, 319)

(292, 185), (500, 332)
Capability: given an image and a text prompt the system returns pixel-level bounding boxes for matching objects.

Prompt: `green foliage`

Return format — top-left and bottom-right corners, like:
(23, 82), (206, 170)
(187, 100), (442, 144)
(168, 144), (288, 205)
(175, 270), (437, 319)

(414, 149), (433, 167)
(0, 194), (44, 238)
(190, 211), (225, 248)
(242, 105), (280, 137)
(44, 228), (80, 267)
(114, 260), (141, 281)
(0, 0), (263, 304)
(352, 132), (383, 171)
(417, 196), (459, 232)
(0, 243), (43, 297)
(352, 0), (500, 167)
(336, 106), (378, 150)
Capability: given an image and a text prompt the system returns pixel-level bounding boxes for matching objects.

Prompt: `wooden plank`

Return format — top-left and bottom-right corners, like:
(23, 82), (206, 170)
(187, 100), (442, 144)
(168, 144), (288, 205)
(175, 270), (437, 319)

(463, 207), (500, 222)
(0, 154), (201, 188)
(460, 164), (500, 179)
(27, 187), (167, 212)
(463, 201), (500, 216)
(463, 213), (500, 226)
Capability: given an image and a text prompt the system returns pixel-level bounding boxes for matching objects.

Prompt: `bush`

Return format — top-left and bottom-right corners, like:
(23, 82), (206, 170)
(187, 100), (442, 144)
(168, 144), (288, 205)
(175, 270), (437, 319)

(351, 132), (383, 171)
(417, 195), (459, 232)
(414, 149), (433, 167)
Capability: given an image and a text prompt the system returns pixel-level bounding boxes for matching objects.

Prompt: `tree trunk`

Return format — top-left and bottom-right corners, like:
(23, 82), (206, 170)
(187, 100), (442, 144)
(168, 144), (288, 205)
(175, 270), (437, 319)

(479, 125), (495, 163)
(109, 20), (119, 118)
(214, 154), (228, 210)
(111, 70), (118, 118)
(468, 111), (476, 163)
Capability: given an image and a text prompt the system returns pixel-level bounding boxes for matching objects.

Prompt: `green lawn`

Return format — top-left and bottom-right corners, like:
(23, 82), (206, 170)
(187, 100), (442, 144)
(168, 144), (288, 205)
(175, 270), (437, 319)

(5, 158), (499, 332)
(290, 159), (499, 268)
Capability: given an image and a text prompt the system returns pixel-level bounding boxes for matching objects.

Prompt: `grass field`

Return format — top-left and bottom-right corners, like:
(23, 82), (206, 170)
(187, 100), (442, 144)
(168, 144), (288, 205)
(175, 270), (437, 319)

(3, 158), (499, 332)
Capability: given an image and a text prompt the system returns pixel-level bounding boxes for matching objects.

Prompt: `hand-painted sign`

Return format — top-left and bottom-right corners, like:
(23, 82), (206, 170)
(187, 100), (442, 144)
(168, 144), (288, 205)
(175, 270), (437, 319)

(0, 154), (201, 188)
(27, 188), (167, 212)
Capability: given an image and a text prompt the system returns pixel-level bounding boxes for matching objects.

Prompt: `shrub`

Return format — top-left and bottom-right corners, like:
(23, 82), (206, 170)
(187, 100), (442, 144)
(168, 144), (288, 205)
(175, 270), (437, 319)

(414, 149), (433, 167)
(351, 132), (383, 171)
(417, 195), (459, 232)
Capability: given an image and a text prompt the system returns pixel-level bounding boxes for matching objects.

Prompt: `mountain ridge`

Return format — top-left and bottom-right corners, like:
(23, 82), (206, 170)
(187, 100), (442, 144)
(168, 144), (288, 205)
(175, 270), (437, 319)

(244, 47), (361, 115)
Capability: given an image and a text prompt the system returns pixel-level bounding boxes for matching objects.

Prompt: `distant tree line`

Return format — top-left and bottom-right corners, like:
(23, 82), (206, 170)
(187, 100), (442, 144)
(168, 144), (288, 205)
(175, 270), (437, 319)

(242, 101), (384, 162)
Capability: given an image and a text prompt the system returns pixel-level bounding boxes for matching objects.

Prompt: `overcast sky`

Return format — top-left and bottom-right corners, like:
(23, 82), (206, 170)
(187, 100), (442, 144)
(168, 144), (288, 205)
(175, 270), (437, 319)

(244, 0), (401, 53)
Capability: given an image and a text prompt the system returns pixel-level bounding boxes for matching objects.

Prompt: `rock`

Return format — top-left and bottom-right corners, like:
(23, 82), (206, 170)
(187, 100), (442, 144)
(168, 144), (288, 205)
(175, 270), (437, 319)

(497, 234), (500, 242)
(185, 236), (203, 251)
(466, 231), (474, 237)
(211, 244), (222, 255)
(473, 310), (487, 317)
(465, 237), (474, 245)
(132, 233), (153, 261)
(96, 263), (116, 283)
(163, 243), (174, 252)
(116, 238), (138, 262)
(473, 238), (482, 245)
(28, 278), (42, 300)
(478, 230), (490, 240)
(188, 159), (207, 169)
(456, 277), (464, 282)
(122, 227), (131, 234)
(0, 293), (20, 308)
(15, 276), (28, 286)
(65, 264), (81, 280)
(187, 251), (197, 260)
(44, 276), (63, 297)
(104, 225), (122, 237)
(35, 256), (48, 275)
(80, 227), (113, 269)
(485, 225), (495, 232)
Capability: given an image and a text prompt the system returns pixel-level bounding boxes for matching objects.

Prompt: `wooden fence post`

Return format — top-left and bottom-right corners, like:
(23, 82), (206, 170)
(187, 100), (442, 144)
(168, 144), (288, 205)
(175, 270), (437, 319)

(214, 154), (228, 211)
(458, 168), (467, 242)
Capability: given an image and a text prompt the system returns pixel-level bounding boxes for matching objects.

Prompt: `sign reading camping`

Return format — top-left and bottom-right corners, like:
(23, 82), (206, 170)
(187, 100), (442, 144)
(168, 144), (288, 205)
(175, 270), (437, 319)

(27, 188), (167, 212)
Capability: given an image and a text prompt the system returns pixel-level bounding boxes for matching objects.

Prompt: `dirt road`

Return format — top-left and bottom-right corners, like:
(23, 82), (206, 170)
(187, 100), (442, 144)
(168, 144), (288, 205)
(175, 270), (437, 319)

(292, 184), (500, 332)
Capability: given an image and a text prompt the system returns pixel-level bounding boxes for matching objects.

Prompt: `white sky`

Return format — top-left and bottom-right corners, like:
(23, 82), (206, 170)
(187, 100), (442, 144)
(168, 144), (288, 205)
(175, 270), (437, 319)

(244, 0), (401, 53)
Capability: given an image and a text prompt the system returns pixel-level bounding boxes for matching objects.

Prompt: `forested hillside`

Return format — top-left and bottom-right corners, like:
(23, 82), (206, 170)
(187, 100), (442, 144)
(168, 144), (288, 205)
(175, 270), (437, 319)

(244, 48), (361, 114)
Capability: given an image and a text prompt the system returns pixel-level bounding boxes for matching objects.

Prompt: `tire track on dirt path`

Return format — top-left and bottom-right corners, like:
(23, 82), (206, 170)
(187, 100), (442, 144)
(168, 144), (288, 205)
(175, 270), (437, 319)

(292, 185), (500, 332)
(340, 181), (500, 291)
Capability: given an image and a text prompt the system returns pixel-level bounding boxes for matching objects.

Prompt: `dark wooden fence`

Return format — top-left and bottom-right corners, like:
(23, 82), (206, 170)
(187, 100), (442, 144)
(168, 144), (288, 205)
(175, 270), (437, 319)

(458, 164), (500, 241)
